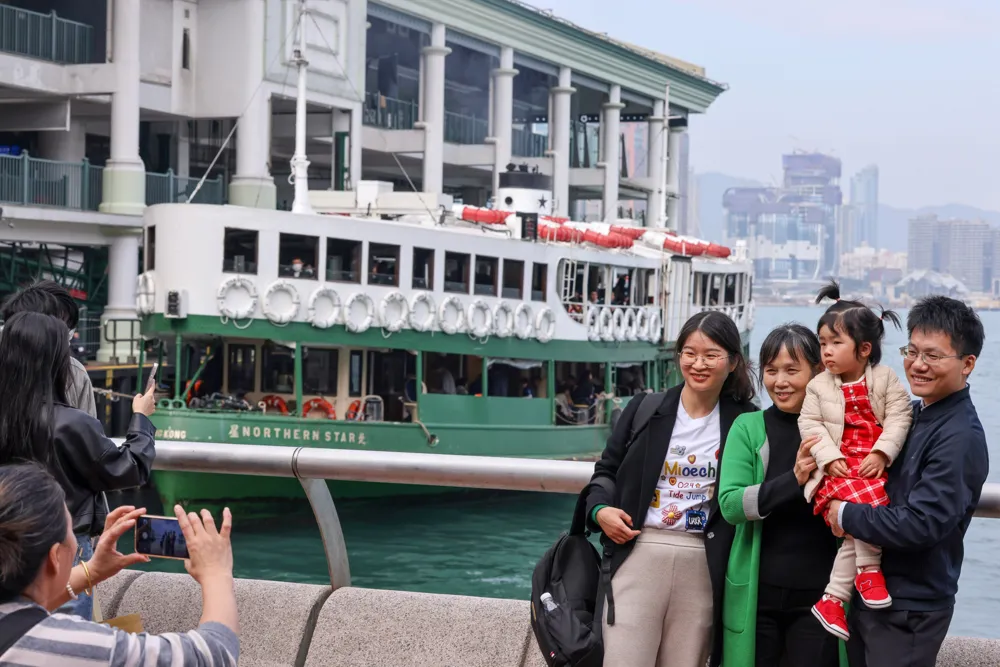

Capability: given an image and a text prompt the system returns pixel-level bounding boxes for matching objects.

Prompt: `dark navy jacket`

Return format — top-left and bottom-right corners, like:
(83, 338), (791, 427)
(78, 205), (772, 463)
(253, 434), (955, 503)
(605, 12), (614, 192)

(842, 386), (988, 611)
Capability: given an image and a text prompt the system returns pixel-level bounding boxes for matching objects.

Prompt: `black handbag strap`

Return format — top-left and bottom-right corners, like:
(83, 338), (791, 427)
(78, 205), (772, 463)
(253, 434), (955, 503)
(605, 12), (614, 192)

(0, 606), (47, 657)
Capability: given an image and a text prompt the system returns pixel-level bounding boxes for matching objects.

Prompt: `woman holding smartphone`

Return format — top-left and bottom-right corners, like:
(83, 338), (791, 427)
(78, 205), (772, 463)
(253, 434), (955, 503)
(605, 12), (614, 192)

(0, 312), (157, 620)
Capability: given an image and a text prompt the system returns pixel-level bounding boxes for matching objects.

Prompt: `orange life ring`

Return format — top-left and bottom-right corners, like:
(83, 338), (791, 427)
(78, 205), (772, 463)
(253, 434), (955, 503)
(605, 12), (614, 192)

(261, 394), (289, 415)
(346, 399), (363, 421)
(303, 398), (336, 419)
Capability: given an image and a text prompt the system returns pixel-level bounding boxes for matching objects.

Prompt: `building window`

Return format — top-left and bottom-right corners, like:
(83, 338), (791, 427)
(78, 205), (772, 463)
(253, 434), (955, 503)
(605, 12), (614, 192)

(368, 243), (400, 286)
(531, 262), (547, 301)
(145, 226), (156, 271)
(227, 344), (256, 394)
(502, 259), (523, 299)
(412, 247), (434, 289)
(303, 347), (339, 395)
(279, 233), (318, 279)
(474, 256), (498, 296)
(223, 228), (258, 274)
(327, 238), (361, 283)
(181, 29), (191, 70)
(261, 344), (295, 394)
(349, 350), (363, 397)
(445, 252), (470, 293)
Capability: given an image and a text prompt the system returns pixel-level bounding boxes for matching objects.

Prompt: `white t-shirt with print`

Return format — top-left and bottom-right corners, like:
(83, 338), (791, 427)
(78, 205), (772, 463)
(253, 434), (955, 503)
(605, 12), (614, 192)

(644, 401), (720, 532)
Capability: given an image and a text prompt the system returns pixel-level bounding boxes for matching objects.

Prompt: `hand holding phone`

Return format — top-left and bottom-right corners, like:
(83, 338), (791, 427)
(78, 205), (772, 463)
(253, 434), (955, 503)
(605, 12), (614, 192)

(145, 362), (159, 394)
(132, 363), (158, 417)
(134, 515), (190, 560)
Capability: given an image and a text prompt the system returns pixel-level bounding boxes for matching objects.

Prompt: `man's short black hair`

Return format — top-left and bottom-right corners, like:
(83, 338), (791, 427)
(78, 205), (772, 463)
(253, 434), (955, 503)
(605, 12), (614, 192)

(0, 280), (80, 329)
(907, 295), (984, 358)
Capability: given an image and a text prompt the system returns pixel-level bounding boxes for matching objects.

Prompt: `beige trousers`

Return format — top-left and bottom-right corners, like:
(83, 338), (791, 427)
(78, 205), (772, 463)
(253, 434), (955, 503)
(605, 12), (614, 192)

(825, 535), (882, 601)
(601, 528), (713, 667)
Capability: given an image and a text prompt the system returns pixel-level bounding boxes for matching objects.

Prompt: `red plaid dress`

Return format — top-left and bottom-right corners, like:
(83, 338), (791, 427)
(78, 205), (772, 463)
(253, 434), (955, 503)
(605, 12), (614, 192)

(814, 378), (890, 522)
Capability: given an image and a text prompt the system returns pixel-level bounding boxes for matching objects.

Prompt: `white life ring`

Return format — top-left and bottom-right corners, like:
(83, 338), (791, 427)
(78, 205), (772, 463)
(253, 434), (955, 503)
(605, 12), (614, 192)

(612, 308), (627, 341)
(217, 276), (258, 320)
(467, 299), (493, 338)
(623, 308), (638, 341)
(438, 296), (465, 335)
(635, 308), (650, 341)
(263, 280), (301, 325)
(535, 307), (556, 343)
(344, 292), (375, 333)
(493, 301), (515, 338)
(307, 287), (341, 329)
(513, 303), (533, 340)
(647, 309), (663, 344)
(586, 306), (601, 341)
(598, 307), (615, 342)
(379, 291), (410, 333)
(409, 292), (436, 332)
(135, 272), (155, 316)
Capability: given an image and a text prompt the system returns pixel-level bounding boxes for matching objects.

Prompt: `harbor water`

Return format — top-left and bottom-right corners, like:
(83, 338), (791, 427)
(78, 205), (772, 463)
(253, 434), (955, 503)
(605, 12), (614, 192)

(130, 306), (1000, 639)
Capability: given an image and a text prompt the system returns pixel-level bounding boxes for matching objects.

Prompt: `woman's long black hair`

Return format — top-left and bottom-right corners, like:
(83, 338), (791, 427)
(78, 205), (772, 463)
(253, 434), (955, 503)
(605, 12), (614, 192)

(676, 311), (756, 403)
(0, 312), (71, 468)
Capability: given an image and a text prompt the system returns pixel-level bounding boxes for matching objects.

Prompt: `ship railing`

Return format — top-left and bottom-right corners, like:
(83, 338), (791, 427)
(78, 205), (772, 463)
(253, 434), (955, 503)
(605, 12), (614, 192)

(147, 441), (1000, 591)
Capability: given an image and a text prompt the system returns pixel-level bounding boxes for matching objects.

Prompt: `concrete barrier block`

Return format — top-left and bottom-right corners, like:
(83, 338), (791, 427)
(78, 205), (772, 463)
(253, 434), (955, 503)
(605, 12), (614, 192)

(116, 572), (331, 666)
(94, 569), (144, 620)
(937, 636), (1000, 666)
(305, 587), (536, 667)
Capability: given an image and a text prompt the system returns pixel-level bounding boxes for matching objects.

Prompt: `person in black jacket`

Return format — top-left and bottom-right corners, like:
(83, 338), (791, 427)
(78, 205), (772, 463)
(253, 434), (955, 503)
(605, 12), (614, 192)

(825, 296), (988, 667)
(0, 311), (157, 620)
(586, 311), (758, 667)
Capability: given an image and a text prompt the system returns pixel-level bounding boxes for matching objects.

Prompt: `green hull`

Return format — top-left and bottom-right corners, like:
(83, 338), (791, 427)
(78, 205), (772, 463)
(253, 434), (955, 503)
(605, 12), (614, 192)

(151, 410), (607, 510)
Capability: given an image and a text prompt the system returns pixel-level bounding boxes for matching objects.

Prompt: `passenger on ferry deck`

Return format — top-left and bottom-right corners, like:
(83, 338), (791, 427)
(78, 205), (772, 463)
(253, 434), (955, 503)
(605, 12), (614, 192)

(827, 296), (988, 667)
(717, 324), (840, 667)
(586, 311), (757, 667)
(0, 463), (239, 666)
(0, 313), (157, 621)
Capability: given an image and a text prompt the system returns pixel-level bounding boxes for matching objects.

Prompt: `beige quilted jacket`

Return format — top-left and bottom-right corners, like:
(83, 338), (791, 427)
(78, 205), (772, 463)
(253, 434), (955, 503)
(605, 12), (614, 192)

(799, 364), (913, 501)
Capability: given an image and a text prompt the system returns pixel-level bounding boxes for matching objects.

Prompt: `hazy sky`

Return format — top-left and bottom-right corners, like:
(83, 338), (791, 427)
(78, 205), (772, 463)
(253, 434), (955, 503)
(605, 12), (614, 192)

(524, 0), (1000, 211)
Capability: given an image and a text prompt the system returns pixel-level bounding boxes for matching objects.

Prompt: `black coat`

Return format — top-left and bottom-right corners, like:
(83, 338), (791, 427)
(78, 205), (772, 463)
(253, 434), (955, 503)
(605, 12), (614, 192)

(585, 383), (757, 666)
(50, 404), (156, 536)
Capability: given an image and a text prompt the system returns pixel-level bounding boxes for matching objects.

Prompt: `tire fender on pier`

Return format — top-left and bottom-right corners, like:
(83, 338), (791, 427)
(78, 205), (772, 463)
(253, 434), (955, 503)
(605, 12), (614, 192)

(493, 301), (515, 338)
(535, 308), (556, 343)
(438, 296), (465, 335)
(513, 303), (534, 340)
(307, 287), (341, 329)
(344, 292), (375, 333)
(263, 280), (301, 325)
(379, 291), (410, 333)
(467, 300), (493, 338)
(217, 276), (259, 320)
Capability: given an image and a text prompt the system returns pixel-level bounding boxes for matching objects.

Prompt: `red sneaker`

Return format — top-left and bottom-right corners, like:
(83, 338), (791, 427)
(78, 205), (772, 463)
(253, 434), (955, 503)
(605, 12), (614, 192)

(856, 569), (893, 609)
(812, 595), (850, 640)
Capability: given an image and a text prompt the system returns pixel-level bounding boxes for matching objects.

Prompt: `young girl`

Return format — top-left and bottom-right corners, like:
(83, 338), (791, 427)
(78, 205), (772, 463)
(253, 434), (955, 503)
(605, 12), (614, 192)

(799, 282), (913, 641)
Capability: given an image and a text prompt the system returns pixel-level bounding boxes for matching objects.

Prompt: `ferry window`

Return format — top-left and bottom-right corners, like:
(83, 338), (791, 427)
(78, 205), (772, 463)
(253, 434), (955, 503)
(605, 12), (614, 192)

(369, 243), (400, 286)
(724, 274), (737, 305)
(610, 267), (630, 306)
(223, 228), (258, 274)
(348, 350), (363, 397)
(589, 265), (609, 305)
(261, 344), (294, 394)
(474, 256), (498, 296)
(327, 238), (361, 283)
(226, 344), (256, 394)
(303, 347), (339, 395)
(531, 263), (547, 301)
(145, 226), (156, 271)
(278, 233), (318, 279)
(445, 252), (470, 293)
(502, 259), (523, 299)
(412, 247), (434, 290)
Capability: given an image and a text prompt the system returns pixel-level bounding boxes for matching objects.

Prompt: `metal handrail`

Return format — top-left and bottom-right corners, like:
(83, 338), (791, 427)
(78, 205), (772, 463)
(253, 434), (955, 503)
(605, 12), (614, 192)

(145, 441), (1000, 591)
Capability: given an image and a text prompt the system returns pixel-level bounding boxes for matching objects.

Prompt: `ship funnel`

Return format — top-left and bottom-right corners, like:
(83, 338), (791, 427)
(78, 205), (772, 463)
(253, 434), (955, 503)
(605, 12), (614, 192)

(497, 165), (551, 242)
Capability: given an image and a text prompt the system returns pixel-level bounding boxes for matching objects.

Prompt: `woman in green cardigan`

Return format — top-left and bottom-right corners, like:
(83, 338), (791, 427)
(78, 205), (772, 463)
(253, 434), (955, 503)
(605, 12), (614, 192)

(718, 324), (843, 667)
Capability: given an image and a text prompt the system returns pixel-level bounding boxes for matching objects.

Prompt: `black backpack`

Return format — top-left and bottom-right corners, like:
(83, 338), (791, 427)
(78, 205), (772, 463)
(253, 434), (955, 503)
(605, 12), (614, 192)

(529, 392), (664, 667)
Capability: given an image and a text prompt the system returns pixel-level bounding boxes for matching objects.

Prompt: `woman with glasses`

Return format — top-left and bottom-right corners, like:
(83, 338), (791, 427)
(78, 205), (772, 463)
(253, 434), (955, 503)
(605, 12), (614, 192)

(585, 311), (757, 667)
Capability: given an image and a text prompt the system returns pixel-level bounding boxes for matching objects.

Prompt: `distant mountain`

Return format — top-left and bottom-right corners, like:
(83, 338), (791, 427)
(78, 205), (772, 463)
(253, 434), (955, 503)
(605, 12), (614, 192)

(695, 172), (763, 243)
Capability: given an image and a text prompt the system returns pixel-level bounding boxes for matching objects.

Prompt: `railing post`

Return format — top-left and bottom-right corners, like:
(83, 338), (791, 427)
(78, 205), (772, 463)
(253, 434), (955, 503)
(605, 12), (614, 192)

(81, 158), (90, 209)
(50, 11), (58, 62)
(291, 448), (351, 590)
(20, 151), (30, 205)
(167, 168), (175, 203)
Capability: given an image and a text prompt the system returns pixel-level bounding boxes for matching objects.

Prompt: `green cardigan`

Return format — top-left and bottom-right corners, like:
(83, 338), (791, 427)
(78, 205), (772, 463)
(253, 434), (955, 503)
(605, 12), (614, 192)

(717, 411), (848, 667)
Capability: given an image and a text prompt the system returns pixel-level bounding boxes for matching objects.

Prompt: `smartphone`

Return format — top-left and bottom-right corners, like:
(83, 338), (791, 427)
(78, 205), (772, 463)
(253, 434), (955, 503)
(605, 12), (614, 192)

(134, 515), (189, 560)
(145, 362), (159, 394)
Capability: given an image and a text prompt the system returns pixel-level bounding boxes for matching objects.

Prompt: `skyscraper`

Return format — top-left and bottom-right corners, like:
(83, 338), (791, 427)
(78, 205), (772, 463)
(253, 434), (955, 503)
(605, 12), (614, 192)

(907, 216), (996, 292)
(850, 166), (879, 249)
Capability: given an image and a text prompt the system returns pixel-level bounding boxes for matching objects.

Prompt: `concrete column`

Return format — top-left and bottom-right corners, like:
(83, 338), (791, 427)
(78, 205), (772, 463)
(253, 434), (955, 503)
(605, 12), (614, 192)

(332, 109), (352, 189)
(176, 121), (190, 178)
(646, 96), (666, 227)
(39, 118), (87, 208)
(228, 0), (276, 208)
(666, 127), (683, 230)
(98, 232), (140, 362)
(100, 0), (145, 216)
(419, 23), (449, 194)
(601, 84), (625, 222)
(490, 46), (517, 199)
(549, 66), (573, 217)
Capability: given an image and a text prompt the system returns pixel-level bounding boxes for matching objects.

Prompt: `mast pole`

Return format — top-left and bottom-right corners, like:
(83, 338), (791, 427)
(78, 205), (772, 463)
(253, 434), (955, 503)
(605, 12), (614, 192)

(291, 0), (313, 214)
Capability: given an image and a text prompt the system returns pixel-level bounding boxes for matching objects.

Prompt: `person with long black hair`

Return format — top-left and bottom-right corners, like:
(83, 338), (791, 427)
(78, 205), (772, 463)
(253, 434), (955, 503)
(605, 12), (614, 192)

(586, 310), (757, 667)
(0, 312), (156, 620)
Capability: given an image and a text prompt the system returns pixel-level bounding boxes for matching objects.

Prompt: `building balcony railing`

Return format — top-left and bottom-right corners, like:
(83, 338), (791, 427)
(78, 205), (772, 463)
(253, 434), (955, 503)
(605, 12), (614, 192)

(0, 152), (226, 211)
(363, 92), (418, 131)
(444, 111), (488, 145)
(0, 4), (96, 64)
(512, 127), (548, 158)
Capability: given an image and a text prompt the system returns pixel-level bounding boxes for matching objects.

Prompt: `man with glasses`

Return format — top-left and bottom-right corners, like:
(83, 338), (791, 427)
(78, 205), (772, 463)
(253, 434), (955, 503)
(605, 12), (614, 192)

(826, 296), (988, 667)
